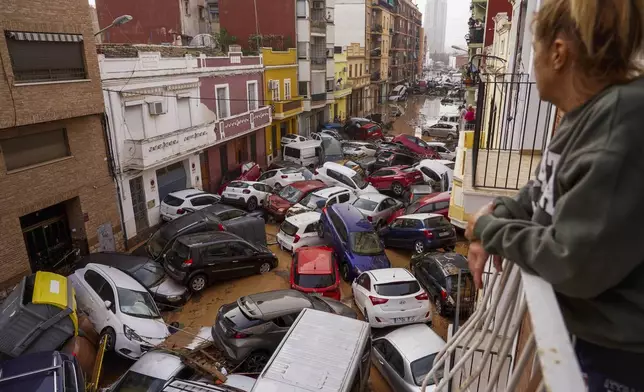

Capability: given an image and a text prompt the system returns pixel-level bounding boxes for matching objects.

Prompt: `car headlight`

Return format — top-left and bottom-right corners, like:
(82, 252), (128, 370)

(278, 207), (286, 212)
(123, 325), (143, 342)
(166, 295), (182, 302)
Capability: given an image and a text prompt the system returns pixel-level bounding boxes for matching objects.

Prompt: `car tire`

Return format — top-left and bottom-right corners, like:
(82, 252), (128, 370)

(341, 263), (351, 282)
(392, 182), (404, 196)
(435, 297), (444, 317)
(274, 183), (283, 191)
(100, 327), (116, 352)
(414, 240), (425, 254)
(422, 131), (429, 137)
(447, 134), (455, 141)
(188, 274), (208, 293)
(245, 351), (270, 373)
(246, 197), (258, 211)
(316, 222), (324, 238)
(259, 261), (272, 274)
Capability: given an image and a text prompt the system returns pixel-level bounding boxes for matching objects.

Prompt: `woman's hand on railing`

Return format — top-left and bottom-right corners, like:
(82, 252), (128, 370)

(466, 202), (502, 288)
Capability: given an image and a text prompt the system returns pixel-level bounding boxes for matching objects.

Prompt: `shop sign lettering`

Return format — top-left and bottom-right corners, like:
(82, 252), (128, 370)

(148, 139), (179, 152)
(183, 130), (208, 142)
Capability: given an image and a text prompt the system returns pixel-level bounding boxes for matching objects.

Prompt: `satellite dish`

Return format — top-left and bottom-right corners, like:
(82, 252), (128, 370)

(189, 34), (219, 48)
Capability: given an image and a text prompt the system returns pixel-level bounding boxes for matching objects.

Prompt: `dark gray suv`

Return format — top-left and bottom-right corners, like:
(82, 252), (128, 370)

(212, 289), (356, 372)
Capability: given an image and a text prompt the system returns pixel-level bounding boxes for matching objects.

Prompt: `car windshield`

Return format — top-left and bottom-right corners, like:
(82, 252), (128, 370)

(146, 229), (167, 259)
(228, 181), (249, 189)
(406, 200), (422, 214)
(299, 193), (327, 209)
(411, 353), (442, 386)
(296, 167), (314, 180)
(162, 195), (183, 207)
(446, 273), (475, 297)
(351, 173), (369, 189)
(444, 162), (455, 170)
(410, 192), (430, 204)
(278, 185), (304, 203)
(425, 216), (451, 228)
(113, 370), (166, 392)
(416, 138), (430, 149)
(350, 232), (383, 255)
(280, 220), (299, 237)
(354, 198), (378, 211)
(295, 272), (336, 289)
(374, 281), (421, 296)
(117, 288), (161, 319)
(129, 262), (165, 287)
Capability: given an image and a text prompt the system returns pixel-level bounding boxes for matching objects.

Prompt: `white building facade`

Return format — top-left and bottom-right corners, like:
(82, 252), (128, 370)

(424, 0), (447, 54)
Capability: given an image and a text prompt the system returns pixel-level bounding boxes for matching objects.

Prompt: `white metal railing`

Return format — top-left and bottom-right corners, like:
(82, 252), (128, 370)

(422, 259), (586, 392)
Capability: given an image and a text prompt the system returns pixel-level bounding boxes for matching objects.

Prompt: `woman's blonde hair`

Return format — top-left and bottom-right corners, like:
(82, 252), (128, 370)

(534, 0), (644, 82)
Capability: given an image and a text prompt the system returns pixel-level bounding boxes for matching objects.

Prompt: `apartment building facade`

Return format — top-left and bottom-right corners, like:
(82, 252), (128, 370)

(389, 0), (422, 89)
(100, 45), (270, 244)
(332, 48), (352, 120)
(367, 0), (394, 106)
(0, 0), (123, 289)
(96, 0), (211, 45)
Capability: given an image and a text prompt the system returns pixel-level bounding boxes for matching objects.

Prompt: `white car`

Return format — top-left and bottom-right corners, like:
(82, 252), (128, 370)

(352, 193), (403, 229)
(287, 186), (356, 217)
(342, 141), (379, 158)
(220, 181), (273, 211)
(110, 351), (255, 391)
(425, 142), (456, 161)
(69, 263), (170, 359)
(160, 189), (221, 221)
(281, 133), (308, 146)
(352, 268), (431, 328)
(256, 167), (314, 190)
(276, 212), (326, 254)
(314, 162), (379, 196)
(413, 159), (454, 192)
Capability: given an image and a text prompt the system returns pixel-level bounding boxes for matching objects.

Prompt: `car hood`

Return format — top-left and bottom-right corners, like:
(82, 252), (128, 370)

(119, 314), (170, 343)
(268, 195), (294, 208)
(352, 253), (391, 272)
(361, 184), (379, 194)
(288, 203), (313, 216)
(149, 275), (188, 297)
(318, 297), (358, 319)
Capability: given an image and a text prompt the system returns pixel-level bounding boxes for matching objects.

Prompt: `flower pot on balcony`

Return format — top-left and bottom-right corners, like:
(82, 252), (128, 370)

(464, 78), (475, 87)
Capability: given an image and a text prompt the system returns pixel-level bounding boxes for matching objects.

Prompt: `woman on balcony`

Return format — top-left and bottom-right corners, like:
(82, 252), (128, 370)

(465, 0), (644, 390)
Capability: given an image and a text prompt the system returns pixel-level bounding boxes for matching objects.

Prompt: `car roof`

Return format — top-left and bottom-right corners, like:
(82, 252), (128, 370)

(435, 159), (454, 165)
(419, 160), (451, 174)
(357, 193), (389, 203)
(288, 180), (326, 192)
(168, 189), (207, 199)
(313, 186), (349, 197)
(426, 142), (446, 147)
(363, 123), (379, 129)
(77, 252), (151, 271)
(322, 161), (359, 176)
(285, 140), (322, 149)
(296, 247), (334, 275)
(244, 290), (312, 319)
(417, 191), (451, 205)
(399, 213), (443, 221)
(89, 263), (147, 291)
(421, 252), (469, 274)
(330, 204), (373, 232)
(177, 231), (242, 246)
(229, 180), (263, 186)
(409, 185), (434, 193)
(383, 324), (446, 363)
(367, 268), (415, 284)
(129, 351), (184, 379)
(286, 211), (321, 226)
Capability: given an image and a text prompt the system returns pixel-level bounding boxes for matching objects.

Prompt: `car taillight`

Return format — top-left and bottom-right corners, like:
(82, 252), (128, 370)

(281, 175), (288, 179)
(293, 234), (301, 243)
(243, 189), (251, 194)
(369, 296), (389, 306)
(314, 169), (319, 175)
(181, 259), (193, 267)
(218, 224), (226, 231)
(177, 208), (185, 214)
(233, 332), (249, 339)
(367, 216), (373, 222)
(415, 292), (429, 300)
(440, 289), (447, 300)
(423, 230), (433, 239)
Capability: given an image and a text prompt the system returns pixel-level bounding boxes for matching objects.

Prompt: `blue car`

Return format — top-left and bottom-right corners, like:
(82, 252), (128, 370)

(380, 213), (457, 254)
(319, 204), (391, 281)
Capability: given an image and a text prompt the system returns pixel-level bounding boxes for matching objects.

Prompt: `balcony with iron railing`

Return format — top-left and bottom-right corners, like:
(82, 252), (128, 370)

(423, 258), (585, 392)
(467, 26), (485, 47)
(311, 9), (327, 34)
(371, 24), (383, 34)
(272, 97), (304, 120)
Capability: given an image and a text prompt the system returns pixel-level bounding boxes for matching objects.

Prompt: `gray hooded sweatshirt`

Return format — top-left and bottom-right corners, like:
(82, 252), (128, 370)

(474, 77), (644, 353)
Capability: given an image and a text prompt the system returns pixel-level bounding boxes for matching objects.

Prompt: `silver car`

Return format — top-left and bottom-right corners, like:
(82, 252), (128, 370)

(352, 193), (402, 229)
(372, 324), (446, 391)
(422, 123), (459, 141)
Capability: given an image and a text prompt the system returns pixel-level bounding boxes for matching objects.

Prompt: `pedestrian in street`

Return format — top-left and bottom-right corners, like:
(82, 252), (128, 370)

(465, 0), (644, 390)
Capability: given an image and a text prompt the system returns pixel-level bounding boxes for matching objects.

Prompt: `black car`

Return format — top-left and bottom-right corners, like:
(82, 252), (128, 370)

(75, 252), (190, 307)
(145, 204), (267, 262)
(0, 351), (84, 392)
(376, 141), (415, 156)
(373, 151), (419, 171)
(409, 252), (476, 317)
(164, 232), (278, 292)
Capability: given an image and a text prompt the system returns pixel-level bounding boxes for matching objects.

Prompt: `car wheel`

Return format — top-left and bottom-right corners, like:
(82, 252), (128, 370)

(341, 263), (351, 282)
(316, 222), (324, 238)
(100, 327), (116, 352)
(245, 351), (270, 373)
(364, 308), (369, 323)
(188, 274), (208, 293)
(447, 134), (455, 141)
(392, 182), (404, 196)
(414, 240), (425, 254)
(274, 183), (283, 191)
(444, 246), (455, 252)
(422, 131), (429, 137)
(259, 261), (272, 274)
(435, 297), (444, 316)
(247, 197), (258, 211)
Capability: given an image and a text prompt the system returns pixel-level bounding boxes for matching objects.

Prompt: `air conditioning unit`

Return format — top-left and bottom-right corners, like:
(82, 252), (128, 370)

(148, 101), (167, 115)
(269, 80), (279, 90)
(313, 2), (324, 9)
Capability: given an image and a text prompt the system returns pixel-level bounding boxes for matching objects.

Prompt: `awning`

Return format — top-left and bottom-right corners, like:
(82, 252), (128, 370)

(6, 31), (83, 42)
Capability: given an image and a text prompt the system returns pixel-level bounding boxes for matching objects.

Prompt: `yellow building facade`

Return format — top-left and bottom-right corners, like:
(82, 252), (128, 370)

(347, 43), (370, 116)
(261, 48), (304, 161)
(332, 50), (352, 121)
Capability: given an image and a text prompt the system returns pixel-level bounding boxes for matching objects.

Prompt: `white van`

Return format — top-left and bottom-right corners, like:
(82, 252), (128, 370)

(283, 140), (323, 168)
(415, 159), (454, 192)
(251, 308), (372, 392)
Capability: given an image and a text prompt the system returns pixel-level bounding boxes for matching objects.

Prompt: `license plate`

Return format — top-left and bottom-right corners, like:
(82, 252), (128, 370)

(310, 292), (322, 297)
(439, 231), (450, 237)
(394, 317), (413, 323)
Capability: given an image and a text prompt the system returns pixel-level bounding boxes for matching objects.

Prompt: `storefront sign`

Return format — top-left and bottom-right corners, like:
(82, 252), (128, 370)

(183, 130), (208, 142)
(148, 139), (179, 152)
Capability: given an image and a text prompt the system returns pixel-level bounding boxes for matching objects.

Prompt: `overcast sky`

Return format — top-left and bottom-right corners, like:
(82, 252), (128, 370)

(90, 0), (469, 52)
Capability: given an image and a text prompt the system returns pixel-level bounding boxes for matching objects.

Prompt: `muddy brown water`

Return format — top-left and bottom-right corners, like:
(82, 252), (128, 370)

(101, 95), (468, 391)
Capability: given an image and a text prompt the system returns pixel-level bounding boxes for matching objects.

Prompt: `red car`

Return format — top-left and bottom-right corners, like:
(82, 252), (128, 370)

(290, 246), (341, 300)
(216, 162), (262, 194)
(391, 135), (441, 159)
(387, 191), (451, 223)
(266, 180), (326, 221)
(366, 166), (424, 196)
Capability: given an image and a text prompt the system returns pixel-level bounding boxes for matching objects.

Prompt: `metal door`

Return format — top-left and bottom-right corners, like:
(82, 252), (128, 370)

(156, 162), (187, 202)
(129, 176), (149, 233)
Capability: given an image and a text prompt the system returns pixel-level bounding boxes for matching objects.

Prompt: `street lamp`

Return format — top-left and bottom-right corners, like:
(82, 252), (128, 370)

(94, 15), (133, 37)
(451, 45), (468, 53)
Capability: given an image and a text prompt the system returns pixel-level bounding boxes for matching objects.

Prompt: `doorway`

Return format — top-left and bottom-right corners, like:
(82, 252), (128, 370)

(200, 152), (210, 192)
(129, 176), (149, 234)
(20, 202), (73, 272)
(271, 125), (278, 158)
(156, 162), (187, 202)
(250, 134), (257, 162)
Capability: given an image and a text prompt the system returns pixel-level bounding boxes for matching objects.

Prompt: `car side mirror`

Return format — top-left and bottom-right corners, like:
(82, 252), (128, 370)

(104, 300), (112, 309)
